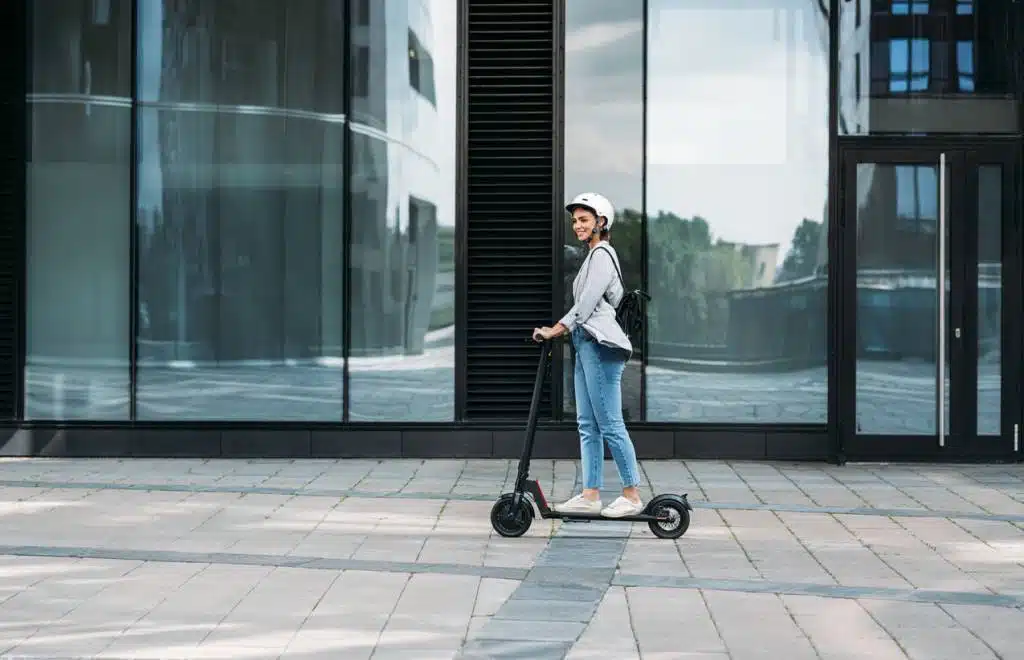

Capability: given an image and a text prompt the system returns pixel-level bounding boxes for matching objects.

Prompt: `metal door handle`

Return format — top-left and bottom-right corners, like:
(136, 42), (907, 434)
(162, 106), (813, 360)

(938, 153), (947, 448)
(955, 327), (961, 339)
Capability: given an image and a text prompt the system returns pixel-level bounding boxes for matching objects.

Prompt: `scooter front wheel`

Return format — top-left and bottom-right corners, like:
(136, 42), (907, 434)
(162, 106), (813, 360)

(490, 493), (534, 538)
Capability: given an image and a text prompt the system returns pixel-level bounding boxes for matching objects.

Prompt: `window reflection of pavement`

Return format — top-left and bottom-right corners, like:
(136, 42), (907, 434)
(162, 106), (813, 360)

(24, 357), (1001, 430)
(24, 345), (456, 422)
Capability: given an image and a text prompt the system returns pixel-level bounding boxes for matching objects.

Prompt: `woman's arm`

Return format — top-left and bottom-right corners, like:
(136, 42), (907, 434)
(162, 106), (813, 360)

(557, 248), (616, 332)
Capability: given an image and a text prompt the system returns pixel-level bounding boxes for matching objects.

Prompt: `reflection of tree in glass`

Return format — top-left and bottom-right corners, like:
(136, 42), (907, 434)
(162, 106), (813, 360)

(777, 218), (823, 283)
(645, 211), (754, 345)
(564, 210), (824, 347)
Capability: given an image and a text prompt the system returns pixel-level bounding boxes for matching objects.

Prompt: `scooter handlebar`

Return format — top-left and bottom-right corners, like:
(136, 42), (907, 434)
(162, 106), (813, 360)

(527, 332), (566, 345)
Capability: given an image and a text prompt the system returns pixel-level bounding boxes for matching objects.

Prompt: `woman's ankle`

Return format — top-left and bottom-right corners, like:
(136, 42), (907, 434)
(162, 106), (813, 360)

(622, 487), (641, 504)
(581, 488), (601, 501)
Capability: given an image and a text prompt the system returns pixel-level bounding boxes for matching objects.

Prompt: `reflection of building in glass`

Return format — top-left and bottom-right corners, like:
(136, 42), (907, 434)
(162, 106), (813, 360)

(133, 0), (445, 364)
(135, 1), (349, 366)
(837, 1), (1010, 360)
(349, 0), (444, 357)
(839, 0), (1017, 134)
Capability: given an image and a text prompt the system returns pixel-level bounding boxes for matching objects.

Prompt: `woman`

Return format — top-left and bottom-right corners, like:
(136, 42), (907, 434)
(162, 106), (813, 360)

(532, 192), (644, 518)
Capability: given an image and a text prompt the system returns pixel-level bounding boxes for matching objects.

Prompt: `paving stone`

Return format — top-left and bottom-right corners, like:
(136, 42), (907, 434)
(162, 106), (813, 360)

(782, 595), (907, 659)
(494, 599), (598, 623)
(2, 458), (1023, 657)
(626, 587), (725, 656)
(509, 583), (607, 603)
(526, 566), (615, 588)
(567, 588), (639, 659)
(459, 639), (573, 660)
(940, 604), (1024, 660)
(704, 590), (818, 659)
(475, 618), (586, 643)
(472, 578), (521, 618)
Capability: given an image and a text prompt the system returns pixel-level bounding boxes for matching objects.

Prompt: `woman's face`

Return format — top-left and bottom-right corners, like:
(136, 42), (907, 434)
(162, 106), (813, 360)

(571, 208), (601, 242)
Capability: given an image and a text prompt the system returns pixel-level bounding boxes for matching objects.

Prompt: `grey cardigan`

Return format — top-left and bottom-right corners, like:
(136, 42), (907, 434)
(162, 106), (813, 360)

(558, 241), (632, 356)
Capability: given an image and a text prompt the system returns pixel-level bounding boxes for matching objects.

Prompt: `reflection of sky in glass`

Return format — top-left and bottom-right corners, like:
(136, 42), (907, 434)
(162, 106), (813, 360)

(646, 0), (829, 263)
(888, 38), (930, 92)
(895, 165), (937, 225)
(958, 40), (975, 91)
(892, 1), (930, 15)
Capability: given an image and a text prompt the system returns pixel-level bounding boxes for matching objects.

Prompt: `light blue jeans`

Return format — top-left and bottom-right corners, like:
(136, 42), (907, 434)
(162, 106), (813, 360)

(572, 327), (641, 490)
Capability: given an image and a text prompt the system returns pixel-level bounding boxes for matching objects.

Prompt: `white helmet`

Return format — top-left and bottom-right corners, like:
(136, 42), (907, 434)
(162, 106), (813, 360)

(566, 192), (615, 231)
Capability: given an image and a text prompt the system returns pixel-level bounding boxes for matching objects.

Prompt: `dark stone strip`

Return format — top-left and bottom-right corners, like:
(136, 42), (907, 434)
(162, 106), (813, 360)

(612, 573), (1024, 610)
(2, 478), (1023, 523)
(0, 544), (528, 581)
(1, 542), (1018, 614)
(459, 524), (631, 659)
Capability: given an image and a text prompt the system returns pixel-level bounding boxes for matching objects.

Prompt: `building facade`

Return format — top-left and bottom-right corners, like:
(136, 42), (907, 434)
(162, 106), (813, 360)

(0, 0), (1021, 462)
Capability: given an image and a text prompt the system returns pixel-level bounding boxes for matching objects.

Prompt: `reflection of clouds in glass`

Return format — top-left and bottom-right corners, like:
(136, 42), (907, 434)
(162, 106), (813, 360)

(566, 20), (642, 55)
(648, 0), (828, 260)
(564, 1), (644, 211)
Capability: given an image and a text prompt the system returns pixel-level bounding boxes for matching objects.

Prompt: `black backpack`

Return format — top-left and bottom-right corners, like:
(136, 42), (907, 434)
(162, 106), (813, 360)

(593, 245), (651, 342)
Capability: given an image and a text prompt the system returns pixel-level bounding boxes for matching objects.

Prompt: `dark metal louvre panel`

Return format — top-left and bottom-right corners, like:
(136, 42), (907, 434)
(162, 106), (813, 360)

(465, 0), (555, 420)
(0, 0), (26, 419)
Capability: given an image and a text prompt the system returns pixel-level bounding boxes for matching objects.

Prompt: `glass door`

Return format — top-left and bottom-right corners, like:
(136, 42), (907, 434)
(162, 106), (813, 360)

(839, 143), (1019, 459)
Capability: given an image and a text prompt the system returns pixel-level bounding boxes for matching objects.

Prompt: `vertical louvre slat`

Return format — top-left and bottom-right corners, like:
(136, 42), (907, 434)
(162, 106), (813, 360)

(465, 0), (555, 419)
(0, 1), (26, 420)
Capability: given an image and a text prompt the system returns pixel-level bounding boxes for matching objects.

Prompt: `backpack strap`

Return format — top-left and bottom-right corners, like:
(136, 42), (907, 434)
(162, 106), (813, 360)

(592, 244), (625, 289)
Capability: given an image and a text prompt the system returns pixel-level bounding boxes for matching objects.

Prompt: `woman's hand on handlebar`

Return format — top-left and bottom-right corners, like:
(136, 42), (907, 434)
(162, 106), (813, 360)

(532, 324), (566, 343)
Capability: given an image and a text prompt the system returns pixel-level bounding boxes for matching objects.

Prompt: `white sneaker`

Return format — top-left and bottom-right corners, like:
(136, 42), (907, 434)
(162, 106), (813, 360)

(554, 493), (602, 515)
(601, 496), (644, 518)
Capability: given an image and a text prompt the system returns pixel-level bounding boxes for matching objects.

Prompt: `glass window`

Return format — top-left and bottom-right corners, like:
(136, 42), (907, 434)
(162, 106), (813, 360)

(889, 38), (931, 92)
(562, 0), (644, 420)
(134, 0), (346, 420)
(894, 165), (938, 233)
(645, 0), (829, 423)
(347, 0), (456, 421)
(840, 0), (1018, 134)
(25, 0), (132, 420)
(957, 40), (975, 91)
(891, 0), (929, 15)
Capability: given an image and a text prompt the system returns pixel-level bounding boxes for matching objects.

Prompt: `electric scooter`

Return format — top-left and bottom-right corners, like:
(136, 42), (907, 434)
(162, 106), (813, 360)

(489, 337), (693, 539)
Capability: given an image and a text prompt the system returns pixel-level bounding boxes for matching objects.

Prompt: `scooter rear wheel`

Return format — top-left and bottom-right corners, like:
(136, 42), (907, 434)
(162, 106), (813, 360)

(490, 493), (534, 538)
(647, 498), (691, 539)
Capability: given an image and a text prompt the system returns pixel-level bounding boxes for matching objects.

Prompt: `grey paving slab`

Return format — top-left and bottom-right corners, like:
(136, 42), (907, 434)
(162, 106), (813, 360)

(0, 458), (1022, 658)
(493, 599), (598, 623)
(2, 476), (1023, 522)
(459, 639), (574, 660)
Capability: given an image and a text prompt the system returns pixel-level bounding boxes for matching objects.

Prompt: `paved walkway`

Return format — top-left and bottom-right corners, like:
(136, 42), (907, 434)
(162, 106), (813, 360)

(0, 458), (1021, 659)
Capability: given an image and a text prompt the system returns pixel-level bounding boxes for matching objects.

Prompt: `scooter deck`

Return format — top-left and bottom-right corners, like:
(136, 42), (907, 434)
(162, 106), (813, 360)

(541, 510), (667, 523)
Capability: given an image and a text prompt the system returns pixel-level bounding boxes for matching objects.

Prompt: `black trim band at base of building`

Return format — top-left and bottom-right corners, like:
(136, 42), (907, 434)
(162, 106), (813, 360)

(0, 424), (830, 462)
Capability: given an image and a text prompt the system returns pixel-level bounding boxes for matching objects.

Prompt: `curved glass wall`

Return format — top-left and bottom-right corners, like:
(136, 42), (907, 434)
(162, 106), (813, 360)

(25, 0), (457, 422)
(25, 0), (132, 420)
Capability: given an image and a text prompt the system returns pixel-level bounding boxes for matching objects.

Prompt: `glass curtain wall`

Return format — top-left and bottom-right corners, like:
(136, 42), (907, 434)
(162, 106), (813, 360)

(563, 0), (831, 424)
(562, 0), (645, 421)
(25, 0), (133, 420)
(24, 0), (456, 422)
